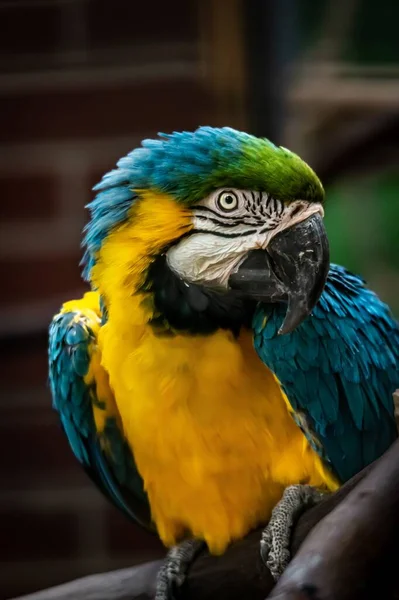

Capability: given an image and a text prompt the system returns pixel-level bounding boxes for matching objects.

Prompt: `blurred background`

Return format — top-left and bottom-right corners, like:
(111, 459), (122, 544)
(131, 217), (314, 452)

(0, 0), (398, 598)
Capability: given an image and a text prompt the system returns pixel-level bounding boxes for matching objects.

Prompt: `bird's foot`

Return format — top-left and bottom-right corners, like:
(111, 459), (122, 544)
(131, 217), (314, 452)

(155, 539), (205, 600)
(260, 484), (327, 581)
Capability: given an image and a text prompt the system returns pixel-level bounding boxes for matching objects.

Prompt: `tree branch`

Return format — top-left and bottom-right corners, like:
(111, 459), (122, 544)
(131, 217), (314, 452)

(14, 413), (399, 600)
(12, 561), (162, 600)
(270, 437), (399, 600)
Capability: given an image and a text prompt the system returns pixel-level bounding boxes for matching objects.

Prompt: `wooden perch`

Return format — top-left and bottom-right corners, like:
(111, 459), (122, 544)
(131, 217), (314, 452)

(14, 412), (399, 600)
(12, 561), (162, 600)
(269, 436), (399, 600)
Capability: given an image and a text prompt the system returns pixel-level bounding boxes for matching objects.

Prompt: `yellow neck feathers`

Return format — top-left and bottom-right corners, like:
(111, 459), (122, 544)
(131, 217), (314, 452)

(91, 191), (192, 327)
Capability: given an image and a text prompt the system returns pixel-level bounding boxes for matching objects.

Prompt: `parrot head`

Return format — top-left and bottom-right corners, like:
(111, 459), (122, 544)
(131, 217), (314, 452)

(83, 126), (329, 335)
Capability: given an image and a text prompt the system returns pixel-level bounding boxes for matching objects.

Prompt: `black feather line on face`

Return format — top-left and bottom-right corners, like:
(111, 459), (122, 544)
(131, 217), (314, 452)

(193, 205), (243, 220)
(190, 228), (258, 238)
(140, 255), (255, 336)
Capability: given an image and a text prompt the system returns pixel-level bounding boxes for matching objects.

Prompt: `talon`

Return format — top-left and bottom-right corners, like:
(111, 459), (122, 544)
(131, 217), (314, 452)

(155, 539), (205, 600)
(260, 484), (327, 581)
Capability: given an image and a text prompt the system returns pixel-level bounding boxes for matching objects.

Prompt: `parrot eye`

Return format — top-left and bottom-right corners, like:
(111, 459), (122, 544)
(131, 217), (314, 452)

(216, 191), (239, 212)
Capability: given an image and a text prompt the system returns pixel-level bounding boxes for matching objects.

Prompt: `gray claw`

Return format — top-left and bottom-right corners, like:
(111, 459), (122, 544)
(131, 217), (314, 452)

(155, 539), (205, 600)
(260, 484), (327, 581)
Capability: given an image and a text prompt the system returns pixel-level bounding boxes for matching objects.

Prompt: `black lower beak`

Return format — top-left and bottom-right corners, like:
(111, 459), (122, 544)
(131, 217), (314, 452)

(228, 214), (330, 334)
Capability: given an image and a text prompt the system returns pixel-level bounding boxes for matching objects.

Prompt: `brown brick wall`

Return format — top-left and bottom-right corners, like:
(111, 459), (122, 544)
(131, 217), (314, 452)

(1, 81), (213, 144)
(1, 510), (80, 562)
(0, 0), (220, 596)
(0, 254), (84, 307)
(0, 174), (58, 222)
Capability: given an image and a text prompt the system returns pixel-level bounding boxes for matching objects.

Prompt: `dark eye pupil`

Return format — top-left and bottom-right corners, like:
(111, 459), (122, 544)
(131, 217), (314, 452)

(217, 192), (237, 210)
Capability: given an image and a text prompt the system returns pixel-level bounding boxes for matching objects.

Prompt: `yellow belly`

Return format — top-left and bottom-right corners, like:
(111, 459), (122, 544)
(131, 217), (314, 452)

(100, 322), (338, 554)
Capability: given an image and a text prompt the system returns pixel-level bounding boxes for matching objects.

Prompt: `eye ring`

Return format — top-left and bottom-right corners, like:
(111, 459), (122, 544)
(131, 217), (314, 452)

(216, 191), (239, 212)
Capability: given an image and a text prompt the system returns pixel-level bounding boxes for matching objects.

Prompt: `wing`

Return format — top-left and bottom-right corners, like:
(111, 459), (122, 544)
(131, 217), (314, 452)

(253, 264), (399, 483)
(48, 292), (152, 530)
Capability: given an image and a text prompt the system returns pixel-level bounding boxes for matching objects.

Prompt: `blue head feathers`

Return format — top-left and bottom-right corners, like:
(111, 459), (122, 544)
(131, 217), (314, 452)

(82, 126), (324, 280)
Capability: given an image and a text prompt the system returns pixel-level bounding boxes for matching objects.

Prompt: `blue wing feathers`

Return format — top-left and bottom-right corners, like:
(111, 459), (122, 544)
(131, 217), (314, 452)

(48, 310), (152, 530)
(254, 264), (399, 483)
(49, 312), (92, 464)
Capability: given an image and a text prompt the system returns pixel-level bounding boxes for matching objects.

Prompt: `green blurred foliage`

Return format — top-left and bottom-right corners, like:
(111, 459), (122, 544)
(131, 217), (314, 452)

(298, 0), (399, 65)
(325, 172), (399, 315)
(345, 0), (399, 66)
(297, 0), (329, 52)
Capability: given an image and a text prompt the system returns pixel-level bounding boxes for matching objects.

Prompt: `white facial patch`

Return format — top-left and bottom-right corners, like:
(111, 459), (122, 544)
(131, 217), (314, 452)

(166, 188), (324, 289)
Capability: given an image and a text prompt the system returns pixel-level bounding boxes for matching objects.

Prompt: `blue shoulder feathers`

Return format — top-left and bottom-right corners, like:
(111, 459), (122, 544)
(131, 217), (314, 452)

(254, 264), (399, 482)
(48, 310), (152, 530)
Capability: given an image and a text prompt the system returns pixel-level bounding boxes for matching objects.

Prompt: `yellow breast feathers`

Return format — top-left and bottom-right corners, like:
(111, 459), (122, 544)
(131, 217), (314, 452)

(88, 192), (337, 553)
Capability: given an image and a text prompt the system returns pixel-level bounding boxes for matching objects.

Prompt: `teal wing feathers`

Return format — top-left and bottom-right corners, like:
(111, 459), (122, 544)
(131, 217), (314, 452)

(48, 309), (152, 530)
(253, 264), (399, 483)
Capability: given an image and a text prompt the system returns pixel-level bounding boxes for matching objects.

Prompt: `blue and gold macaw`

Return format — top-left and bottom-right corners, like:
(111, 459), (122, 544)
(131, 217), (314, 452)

(49, 127), (399, 594)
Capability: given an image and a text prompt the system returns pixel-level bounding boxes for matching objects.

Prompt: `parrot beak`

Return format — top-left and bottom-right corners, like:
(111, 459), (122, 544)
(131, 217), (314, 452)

(228, 213), (330, 335)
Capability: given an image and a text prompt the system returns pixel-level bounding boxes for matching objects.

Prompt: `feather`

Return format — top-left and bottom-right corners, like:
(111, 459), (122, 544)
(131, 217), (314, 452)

(48, 300), (152, 531)
(254, 263), (399, 483)
(82, 126), (324, 280)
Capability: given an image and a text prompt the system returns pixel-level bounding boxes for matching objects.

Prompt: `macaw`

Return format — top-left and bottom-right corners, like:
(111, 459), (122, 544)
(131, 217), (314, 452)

(48, 127), (399, 596)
